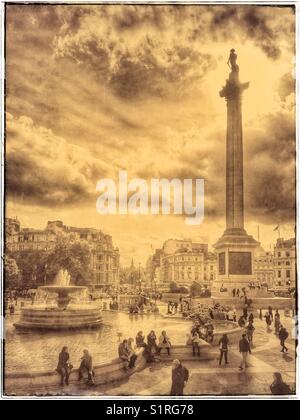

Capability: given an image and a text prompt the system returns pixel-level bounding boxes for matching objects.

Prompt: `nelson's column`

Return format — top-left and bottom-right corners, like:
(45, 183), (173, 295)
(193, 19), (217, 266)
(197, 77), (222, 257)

(212, 49), (259, 300)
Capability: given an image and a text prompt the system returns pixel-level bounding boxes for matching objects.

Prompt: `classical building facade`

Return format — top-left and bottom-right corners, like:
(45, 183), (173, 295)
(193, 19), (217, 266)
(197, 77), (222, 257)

(273, 238), (296, 288)
(253, 246), (274, 287)
(5, 218), (120, 290)
(147, 239), (217, 291)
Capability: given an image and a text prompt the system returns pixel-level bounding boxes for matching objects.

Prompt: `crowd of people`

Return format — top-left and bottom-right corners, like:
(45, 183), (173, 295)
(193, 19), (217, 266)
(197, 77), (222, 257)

(262, 307), (290, 353)
(54, 304), (293, 395)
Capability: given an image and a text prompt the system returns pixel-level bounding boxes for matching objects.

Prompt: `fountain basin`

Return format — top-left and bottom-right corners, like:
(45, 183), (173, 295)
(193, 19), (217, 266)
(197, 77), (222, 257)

(14, 273), (103, 330)
(14, 305), (103, 330)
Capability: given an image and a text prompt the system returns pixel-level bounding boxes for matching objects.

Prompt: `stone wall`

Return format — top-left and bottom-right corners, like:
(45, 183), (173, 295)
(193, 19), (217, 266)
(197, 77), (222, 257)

(4, 347), (147, 396)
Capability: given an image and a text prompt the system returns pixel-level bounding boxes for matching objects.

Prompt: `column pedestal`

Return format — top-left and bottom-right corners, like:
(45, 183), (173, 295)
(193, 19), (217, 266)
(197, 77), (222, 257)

(211, 229), (259, 299)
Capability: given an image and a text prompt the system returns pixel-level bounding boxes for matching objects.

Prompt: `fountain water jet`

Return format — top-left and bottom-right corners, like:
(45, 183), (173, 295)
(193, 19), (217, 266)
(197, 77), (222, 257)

(14, 269), (102, 330)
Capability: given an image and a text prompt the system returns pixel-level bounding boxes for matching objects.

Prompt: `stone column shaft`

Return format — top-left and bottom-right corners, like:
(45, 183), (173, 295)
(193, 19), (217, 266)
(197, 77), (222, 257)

(226, 95), (244, 231)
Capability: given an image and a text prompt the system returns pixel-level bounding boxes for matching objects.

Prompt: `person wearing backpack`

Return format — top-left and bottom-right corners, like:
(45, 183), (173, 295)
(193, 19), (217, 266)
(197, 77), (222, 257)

(278, 326), (289, 353)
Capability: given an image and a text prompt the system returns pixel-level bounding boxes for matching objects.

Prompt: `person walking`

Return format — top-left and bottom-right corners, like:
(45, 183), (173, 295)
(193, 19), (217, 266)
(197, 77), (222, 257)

(246, 321), (255, 347)
(56, 346), (72, 386)
(170, 359), (189, 396)
(205, 322), (214, 344)
(78, 349), (95, 385)
(278, 326), (289, 353)
(191, 327), (201, 357)
(248, 313), (254, 323)
(158, 331), (171, 356)
(268, 306), (274, 322)
(219, 334), (229, 366)
(274, 310), (281, 335)
(264, 311), (272, 332)
(270, 372), (292, 395)
(238, 316), (246, 328)
(239, 334), (251, 370)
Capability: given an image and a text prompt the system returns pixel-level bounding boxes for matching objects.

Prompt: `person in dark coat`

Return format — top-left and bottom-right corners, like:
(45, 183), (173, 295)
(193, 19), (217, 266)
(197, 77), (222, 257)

(78, 349), (95, 385)
(239, 334), (251, 370)
(238, 316), (246, 328)
(278, 326), (289, 353)
(219, 334), (229, 366)
(274, 310), (281, 335)
(136, 331), (147, 348)
(170, 359), (189, 396)
(56, 346), (71, 386)
(146, 330), (158, 362)
(270, 372), (292, 395)
(119, 339), (130, 369)
(246, 321), (255, 347)
(265, 312), (272, 331)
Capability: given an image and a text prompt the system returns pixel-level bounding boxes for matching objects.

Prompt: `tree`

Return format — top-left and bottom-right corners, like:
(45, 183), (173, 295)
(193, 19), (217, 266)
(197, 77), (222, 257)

(12, 250), (47, 288)
(4, 256), (21, 289)
(45, 238), (92, 286)
(190, 282), (202, 297)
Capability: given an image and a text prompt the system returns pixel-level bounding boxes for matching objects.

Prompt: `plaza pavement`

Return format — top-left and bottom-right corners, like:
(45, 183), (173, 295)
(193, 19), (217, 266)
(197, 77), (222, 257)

(57, 315), (297, 397)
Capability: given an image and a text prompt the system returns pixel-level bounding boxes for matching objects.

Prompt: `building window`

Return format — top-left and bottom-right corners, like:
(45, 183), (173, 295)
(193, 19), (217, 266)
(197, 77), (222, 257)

(286, 270), (291, 278)
(286, 252), (290, 257)
(278, 270), (281, 278)
(278, 252), (281, 258)
(286, 261), (290, 266)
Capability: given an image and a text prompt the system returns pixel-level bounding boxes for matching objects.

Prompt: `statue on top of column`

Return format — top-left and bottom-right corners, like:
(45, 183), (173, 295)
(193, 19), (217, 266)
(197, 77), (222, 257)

(220, 48), (249, 98)
(227, 48), (239, 72)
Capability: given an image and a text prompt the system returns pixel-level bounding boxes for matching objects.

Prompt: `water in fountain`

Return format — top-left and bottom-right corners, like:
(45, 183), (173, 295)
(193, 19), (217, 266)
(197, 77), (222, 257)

(14, 268), (103, 330)
(54, 269), (71, 287)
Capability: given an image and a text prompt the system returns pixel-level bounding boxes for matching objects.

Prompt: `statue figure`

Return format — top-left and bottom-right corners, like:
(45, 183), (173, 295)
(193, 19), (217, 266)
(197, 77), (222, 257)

(227, 48), (238, 72)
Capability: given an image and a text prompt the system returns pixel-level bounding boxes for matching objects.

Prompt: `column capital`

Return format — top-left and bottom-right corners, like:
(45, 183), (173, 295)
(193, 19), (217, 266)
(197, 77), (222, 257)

(220, 69), (249, 100)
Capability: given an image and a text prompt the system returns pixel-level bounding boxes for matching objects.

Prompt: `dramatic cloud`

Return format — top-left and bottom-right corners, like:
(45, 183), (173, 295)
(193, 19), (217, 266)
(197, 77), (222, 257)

(6, 114), (112, 206)
(5, 4), (296, 263)
(50, 5), (295, 100)
(244, 110), (296, 224)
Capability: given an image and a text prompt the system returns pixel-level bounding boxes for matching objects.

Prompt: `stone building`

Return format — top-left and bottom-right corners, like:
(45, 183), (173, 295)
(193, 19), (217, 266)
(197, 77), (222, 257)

(273, 238), (296, 288)
(148, 239), (217, 291)
(253, 246), (274, 287)
(5, 218), (120, 290)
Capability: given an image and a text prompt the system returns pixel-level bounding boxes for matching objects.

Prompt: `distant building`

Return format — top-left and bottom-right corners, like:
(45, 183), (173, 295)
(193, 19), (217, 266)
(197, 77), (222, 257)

(273, 238), (296, 288)
(5, 219), (119, 290)
(253, 246), (274, 287)
(148, 239), (217, 291)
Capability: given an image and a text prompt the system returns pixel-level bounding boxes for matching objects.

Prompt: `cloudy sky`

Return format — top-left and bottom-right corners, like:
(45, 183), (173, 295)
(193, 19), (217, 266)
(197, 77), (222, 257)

(5, 3), (296, 265)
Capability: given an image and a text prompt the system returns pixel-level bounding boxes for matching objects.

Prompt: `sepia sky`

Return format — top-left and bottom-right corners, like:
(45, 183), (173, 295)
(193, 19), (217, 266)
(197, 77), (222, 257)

(5, 4), (296, 265)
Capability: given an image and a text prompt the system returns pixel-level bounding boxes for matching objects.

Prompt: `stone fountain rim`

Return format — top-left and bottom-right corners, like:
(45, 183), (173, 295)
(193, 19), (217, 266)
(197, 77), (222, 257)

(39, 285), (87, 293)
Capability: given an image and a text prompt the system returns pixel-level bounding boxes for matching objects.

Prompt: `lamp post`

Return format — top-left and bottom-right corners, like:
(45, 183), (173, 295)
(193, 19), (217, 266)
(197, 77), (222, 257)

(138, 263), (142, 292)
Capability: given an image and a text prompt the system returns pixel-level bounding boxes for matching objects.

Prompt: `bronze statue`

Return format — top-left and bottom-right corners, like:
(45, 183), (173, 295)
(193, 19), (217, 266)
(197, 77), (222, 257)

(227, 48), (238, 72)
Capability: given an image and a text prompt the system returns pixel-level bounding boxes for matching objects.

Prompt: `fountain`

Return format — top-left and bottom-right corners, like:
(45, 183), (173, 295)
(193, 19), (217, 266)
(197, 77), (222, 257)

(14, 269), (103, 330)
